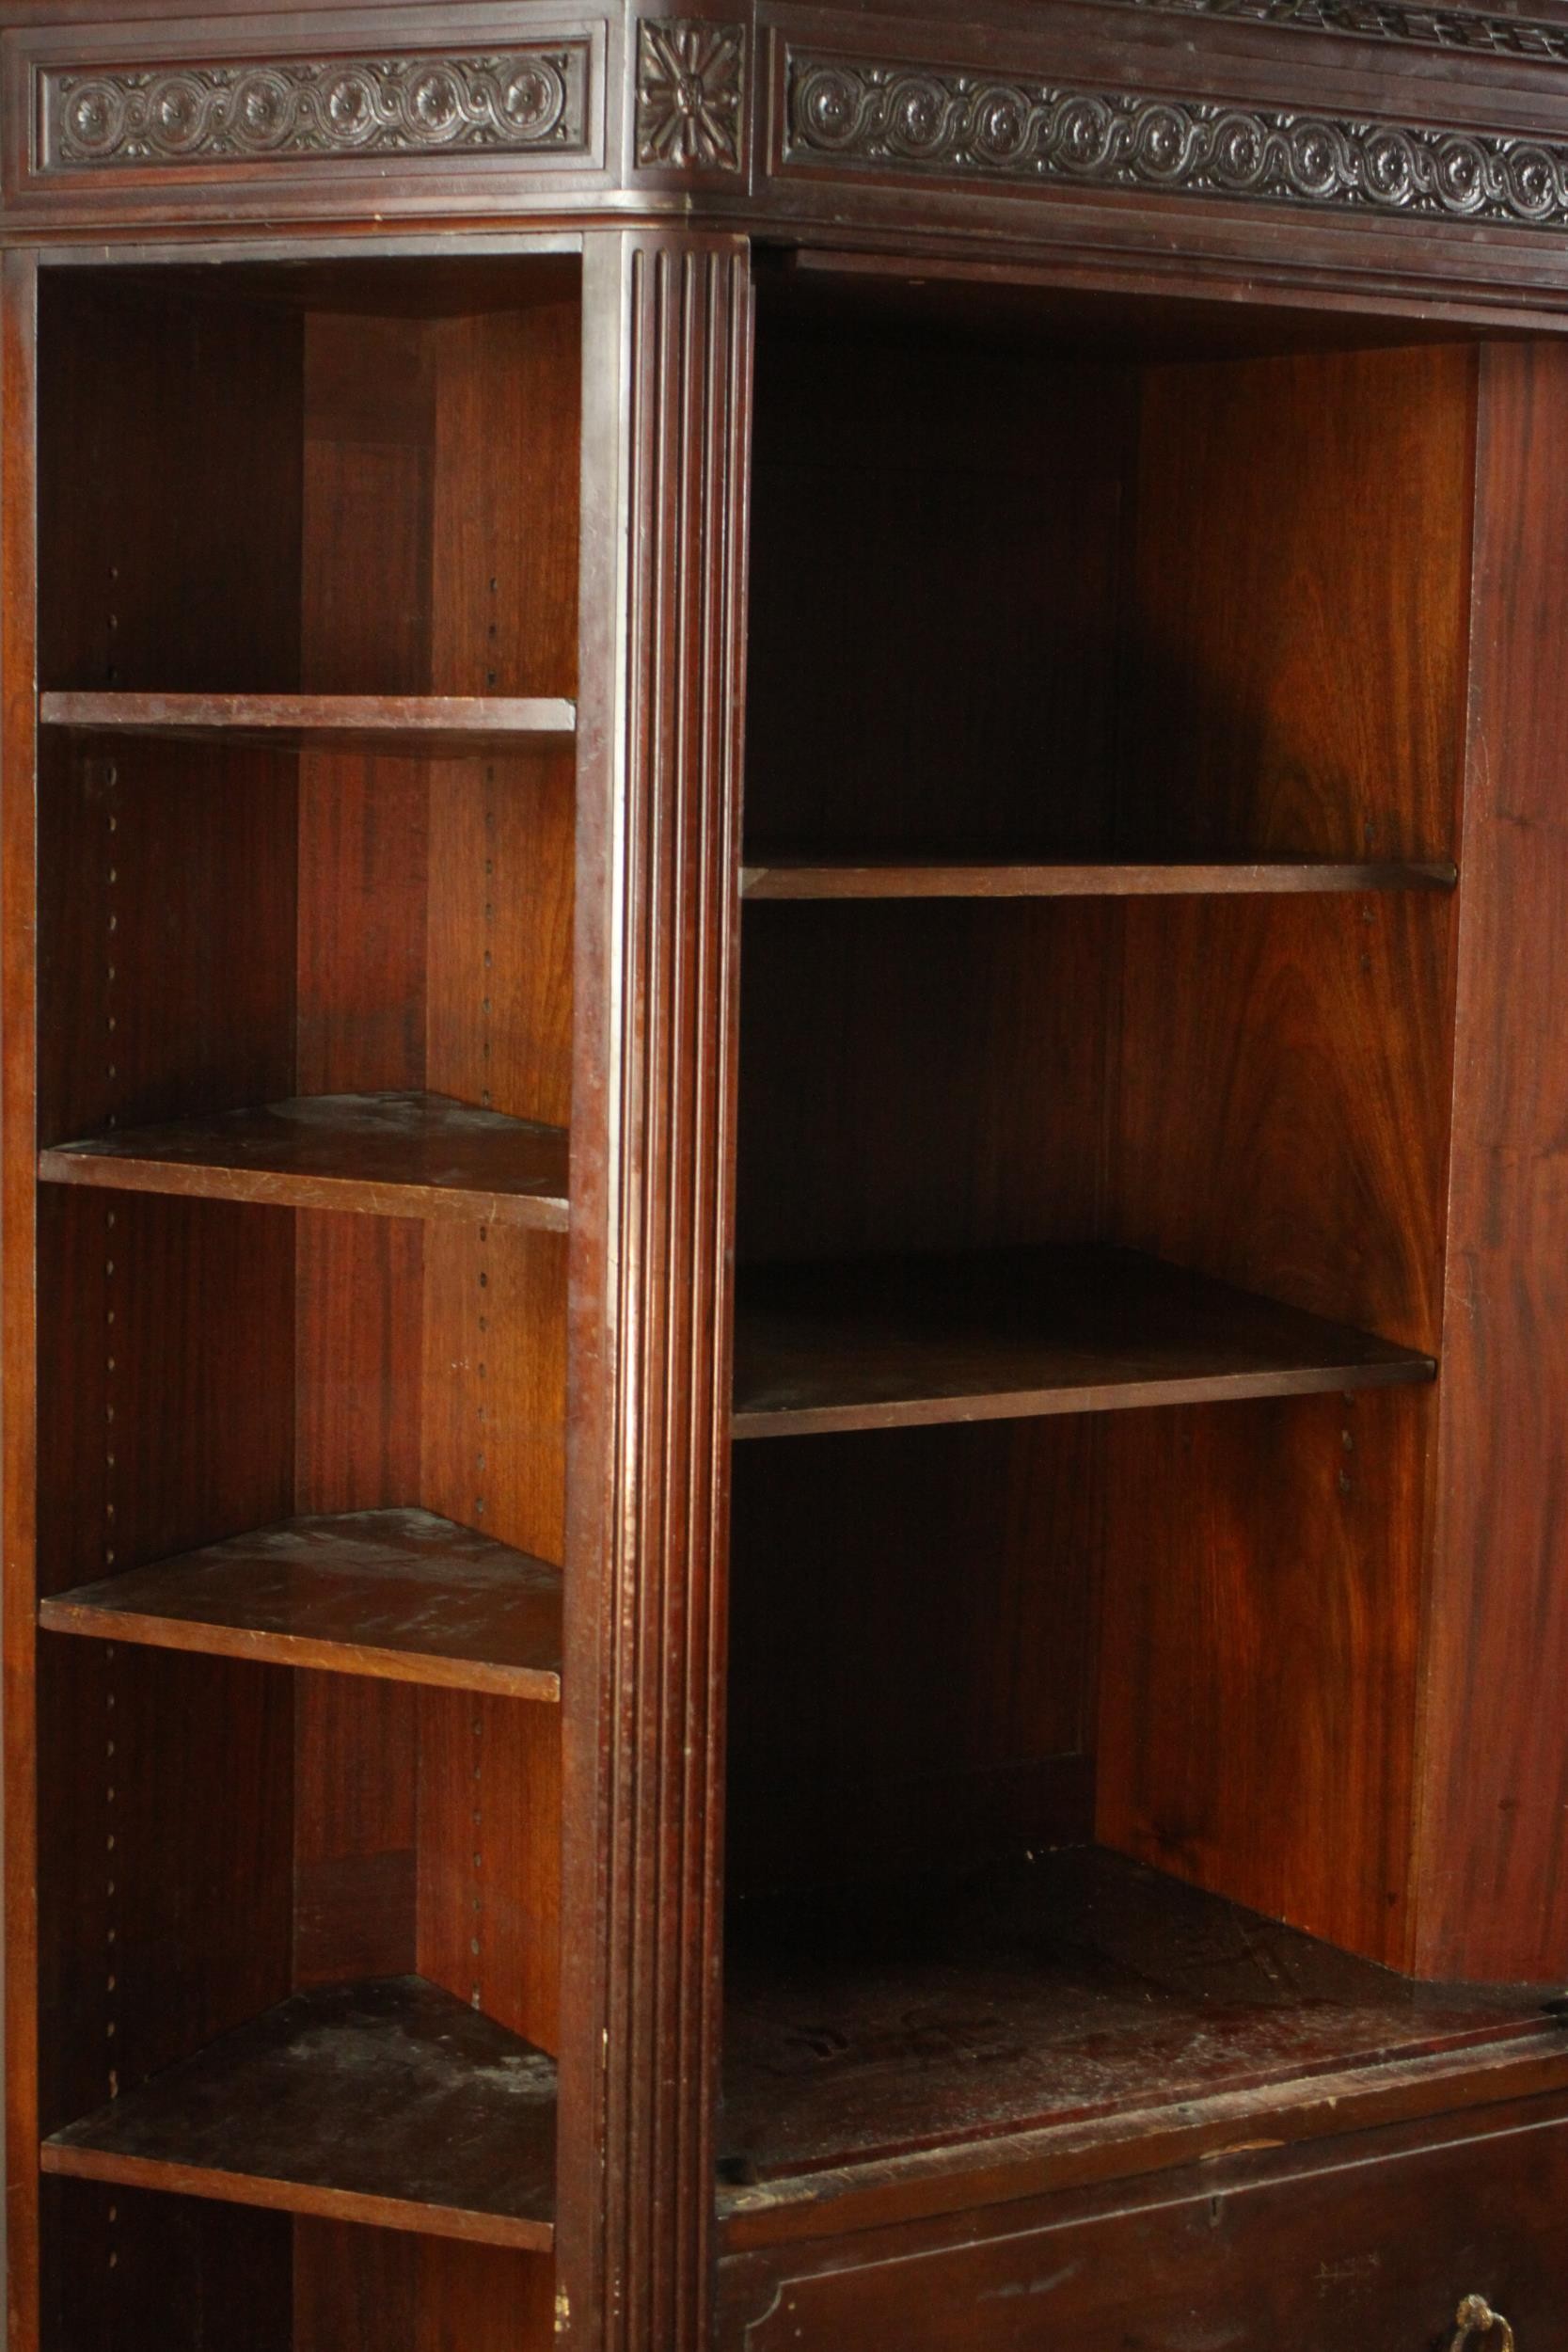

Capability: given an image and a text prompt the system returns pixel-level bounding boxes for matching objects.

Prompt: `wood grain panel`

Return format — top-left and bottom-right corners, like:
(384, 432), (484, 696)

(737, 900), (1114, 1264)
(420, 1225), (567, 1567)
(1097, 1391), (1429, 1966)
(292, 1670), (417, 1990)
(295, 2223), (555, 2352)
(293, 1211), (424, 1518)
(46, 2183), (290, 2352)
(1112, 892), (1457, 1351)
(1123, 343), (1475, 861)
(38, 277), (304, 694)
(745, 333), (1129, 855)
(727, 1422), (1100, 1897)
(1412, 340), (1568, 1982)
(418, 1689), (562, 2054)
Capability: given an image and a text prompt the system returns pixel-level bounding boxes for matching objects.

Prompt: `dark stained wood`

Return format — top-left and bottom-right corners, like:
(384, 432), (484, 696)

(39, 1506), (563, 1699)
(733, 1245), (1433, 1440)
(557, 231), (751, 2352)
(1097, 1391), (1430, 1968)
(45, 2184), (291, 2352)
(1411, 339), (1568, 1983)
(2, 246), (42, 2352)
(728, 1421), (1098, 1899)
(741, 857), (1458, 899)
(43, 689), (575, 754)
(42, 1975), (558, 2250)
(40, 1090), (570, 1230)
(292, 1671), (418, 1993)
(717, 2088), (1568, 2351)
(294, 2221), (557, 2352)
(720, 1849), (1547, 2191)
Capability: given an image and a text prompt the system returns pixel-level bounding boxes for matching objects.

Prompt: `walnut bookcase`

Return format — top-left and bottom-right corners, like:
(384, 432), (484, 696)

(7, 9), (1568, 2352)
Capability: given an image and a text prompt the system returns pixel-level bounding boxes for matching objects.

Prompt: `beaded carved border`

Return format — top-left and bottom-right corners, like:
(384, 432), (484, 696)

(784, 50), (1568, 230)
(40, 42), (592, 171)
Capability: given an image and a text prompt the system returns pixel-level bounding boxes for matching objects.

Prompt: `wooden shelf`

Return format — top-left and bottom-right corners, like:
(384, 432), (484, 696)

(41, 1976), (556, 2250)
(741, 855), (1458, 900)
(40, 1508), (562, 1700)
(40, 691), (576, 757)
(732, 1245), (1433, 1439)
(39, 1091), (569, 1231)
(720, 1849), (1548, 2201)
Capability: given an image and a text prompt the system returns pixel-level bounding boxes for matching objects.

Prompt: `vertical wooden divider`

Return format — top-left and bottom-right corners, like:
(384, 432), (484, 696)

(558, 230), (752, 2352)
(3, 246), (42, 2352)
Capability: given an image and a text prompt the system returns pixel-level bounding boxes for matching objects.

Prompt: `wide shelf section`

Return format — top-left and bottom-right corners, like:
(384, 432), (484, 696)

(42, 1975), (556, 2249)
(40, 691), (577, 757)
(39, 1090), (569, 1230)
(40, 1507), (562, 1700)
(740, 854), (1458, 900)
(720, 1849), (1548, 2207)
(732, 1244), (1433, 1439)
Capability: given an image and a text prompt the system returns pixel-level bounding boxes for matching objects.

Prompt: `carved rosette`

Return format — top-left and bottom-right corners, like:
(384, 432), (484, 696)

(786, 53), (1568, 231)
(42, 44), (591, 169)
(1113, 0), (1568, 64)
(635, 20), (746, 171)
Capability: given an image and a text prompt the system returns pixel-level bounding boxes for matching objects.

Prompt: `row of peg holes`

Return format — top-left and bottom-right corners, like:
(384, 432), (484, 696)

(468, 766), (502, 2008)
(103, 760), (121, 2285)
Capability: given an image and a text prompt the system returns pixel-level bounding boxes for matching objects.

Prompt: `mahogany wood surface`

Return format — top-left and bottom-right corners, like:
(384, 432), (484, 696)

(1411, 338), (1568, 1982)
(732, 1245), (1433, 1439)
(40, 691), (575, 755)
(41, 1977), (557, 2250)
(38, 1506), (563, 1698)
(741, 856), (1457, 899)
(40, 1090), (570, 1230)
(293, 2222), (555, 2352)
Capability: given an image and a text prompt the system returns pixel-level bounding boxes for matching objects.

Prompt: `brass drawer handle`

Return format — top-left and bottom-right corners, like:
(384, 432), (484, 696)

(1451, 2296), (1515, 2350)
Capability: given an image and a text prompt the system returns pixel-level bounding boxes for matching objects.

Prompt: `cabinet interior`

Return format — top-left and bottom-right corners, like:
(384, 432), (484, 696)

(721, 271), (1540, 2194)
(33, 256), (578, 2350)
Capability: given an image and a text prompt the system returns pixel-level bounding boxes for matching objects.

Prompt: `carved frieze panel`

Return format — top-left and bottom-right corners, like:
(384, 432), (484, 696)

(1108, 0), (1568, 65)
(40, 43), (592, 172)
(635, 19), (747, 171)
(784, 49), (1568, 231)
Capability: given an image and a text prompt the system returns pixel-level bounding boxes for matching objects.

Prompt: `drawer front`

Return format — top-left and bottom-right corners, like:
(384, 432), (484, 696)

(724, 2108), (1568, 2351)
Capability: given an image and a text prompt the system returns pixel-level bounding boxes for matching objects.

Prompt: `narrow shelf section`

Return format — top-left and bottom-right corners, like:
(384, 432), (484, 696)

(741, 855), (1458, 900)
(40, 1508), (562, 1700)
(732, 1244), (1433, 1439)
(39, 1090), (569, 1231)
(40, 690), (577, 756)
(720, 1849), (1547, 2203)
(42, 1976), (557, 2250)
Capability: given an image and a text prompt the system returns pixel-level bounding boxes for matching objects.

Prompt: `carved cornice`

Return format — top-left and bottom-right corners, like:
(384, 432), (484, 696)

(784, 51), (1568, 230)
(40, 44), (591, 171)
(1108, 0), (1568, 66)
(635, 19), (747, 171)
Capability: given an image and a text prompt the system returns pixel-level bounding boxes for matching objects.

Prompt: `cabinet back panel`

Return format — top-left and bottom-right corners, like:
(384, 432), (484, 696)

(39, 280), (305, 696)
(737, 900), (1115, 1265)
(48, 2185), (291, 2352)
(727, 1422), (1101, 1897)
(1096, 1389), (1428, 1968)
(293, 2221), (554, 2352)
(1123, 343), (1475, 861)
(37, 1640), (293, 2133)
(745, 333), (1130, 856)
(39, 737), (299, 1146)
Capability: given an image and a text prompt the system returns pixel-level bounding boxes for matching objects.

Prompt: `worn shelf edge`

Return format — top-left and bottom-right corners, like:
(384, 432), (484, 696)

(740, 856), (1459, 900)
(39, 1507), (562, 1701)
(39, 1090), (571, 1232)
(40, 1977), (557, 2253)
(40, 690), (578, 756)
(732, 1244), (1435, 1440)
(39, 2144), (553, 2253)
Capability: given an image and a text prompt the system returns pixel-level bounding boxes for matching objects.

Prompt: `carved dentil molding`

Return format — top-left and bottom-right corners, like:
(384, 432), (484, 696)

(635, 19), (747, 171)
(785, 51), (1568, 230)
(1111, 0), (1568, 65)
(42, 44), (591, 170)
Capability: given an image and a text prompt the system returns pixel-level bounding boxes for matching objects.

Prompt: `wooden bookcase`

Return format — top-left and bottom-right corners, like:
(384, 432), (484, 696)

(6, 8), (1568, 2352)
